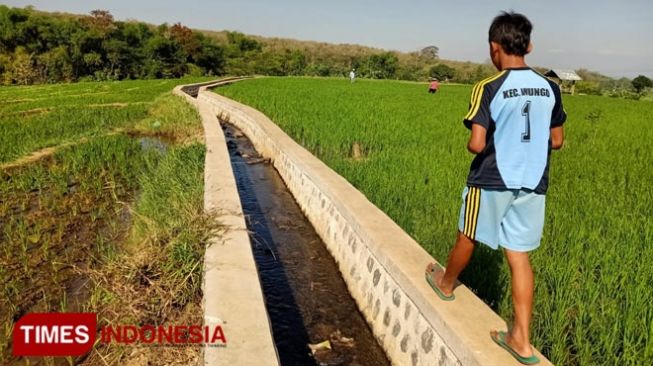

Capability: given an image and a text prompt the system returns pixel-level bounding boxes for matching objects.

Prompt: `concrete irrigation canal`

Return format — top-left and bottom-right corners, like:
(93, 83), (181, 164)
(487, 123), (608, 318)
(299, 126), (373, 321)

(224, 123), (389, 365)
(174, 80), (553, 366)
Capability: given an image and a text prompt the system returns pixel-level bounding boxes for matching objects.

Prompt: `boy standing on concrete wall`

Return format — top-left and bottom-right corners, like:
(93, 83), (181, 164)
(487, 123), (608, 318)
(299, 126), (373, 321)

(425, 11), (566, 365)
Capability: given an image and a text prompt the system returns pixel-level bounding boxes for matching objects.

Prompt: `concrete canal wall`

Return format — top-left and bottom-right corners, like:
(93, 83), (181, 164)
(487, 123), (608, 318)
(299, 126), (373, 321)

(174, 81), (280, 366)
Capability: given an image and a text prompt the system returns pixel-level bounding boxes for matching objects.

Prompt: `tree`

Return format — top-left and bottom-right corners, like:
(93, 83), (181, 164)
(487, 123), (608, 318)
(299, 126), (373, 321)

(104, 39), (132, 79)
(429, 64), (456, 81)
(576, 68), (611, 82)
(305, 63), (331, 77)
(117, 22), (150, 78)
(87, 10), (115, 35)
(419, 46), (439, 60)
(470, 64), (495, 83)
(632, 75), (652, 93)
(255, 51), (286, 76)
(5, 47), (37, 84)
(195, 41), (225, 75)
(169, 23), (200, 59)
(283, 49), (306, 75)
(36, 45), (73, 82)
(226, 31), (261, 55)
(362, 52), (398, 79)
(145, 35), (187, 78)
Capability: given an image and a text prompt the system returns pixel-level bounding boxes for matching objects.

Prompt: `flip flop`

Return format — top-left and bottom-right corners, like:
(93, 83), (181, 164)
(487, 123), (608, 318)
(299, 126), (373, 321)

(491, 331), (540, 365)
(424, 263), (455, 301)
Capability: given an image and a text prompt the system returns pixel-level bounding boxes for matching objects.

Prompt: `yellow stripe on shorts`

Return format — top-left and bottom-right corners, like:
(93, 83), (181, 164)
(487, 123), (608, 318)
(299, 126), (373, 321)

(464, 187), (481, 240)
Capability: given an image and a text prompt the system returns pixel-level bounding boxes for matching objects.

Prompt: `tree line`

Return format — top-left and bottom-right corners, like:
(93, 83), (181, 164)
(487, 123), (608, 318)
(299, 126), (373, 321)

(574, 69), (652, 100)
(0, 7), (225, 84)
(3, 5), (649, 96)
(0, 6), (502, 85)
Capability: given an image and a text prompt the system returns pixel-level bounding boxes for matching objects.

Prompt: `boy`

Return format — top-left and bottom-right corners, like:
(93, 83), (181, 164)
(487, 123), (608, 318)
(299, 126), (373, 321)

(425, 11), (566, 365)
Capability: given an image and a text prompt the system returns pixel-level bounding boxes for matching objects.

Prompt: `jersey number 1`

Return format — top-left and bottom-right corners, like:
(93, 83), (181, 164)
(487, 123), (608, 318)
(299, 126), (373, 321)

(521, 101), (531, 142)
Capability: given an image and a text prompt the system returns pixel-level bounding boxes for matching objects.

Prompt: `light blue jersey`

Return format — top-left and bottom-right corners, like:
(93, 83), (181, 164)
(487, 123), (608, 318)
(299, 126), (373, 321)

(463, 67), (566, 194)
(458, 67), (567, 250)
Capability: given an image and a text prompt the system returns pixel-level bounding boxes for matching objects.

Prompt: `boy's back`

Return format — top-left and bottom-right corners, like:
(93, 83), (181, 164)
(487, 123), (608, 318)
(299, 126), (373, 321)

(464, 68), (565, 194)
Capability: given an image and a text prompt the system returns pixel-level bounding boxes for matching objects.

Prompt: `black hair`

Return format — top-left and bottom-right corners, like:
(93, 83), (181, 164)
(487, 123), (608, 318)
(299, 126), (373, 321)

(488, 11), (532, 56)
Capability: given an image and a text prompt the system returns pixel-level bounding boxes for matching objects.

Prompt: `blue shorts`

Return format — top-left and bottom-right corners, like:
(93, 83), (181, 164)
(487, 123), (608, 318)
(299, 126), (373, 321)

(457, 186), (545, 252)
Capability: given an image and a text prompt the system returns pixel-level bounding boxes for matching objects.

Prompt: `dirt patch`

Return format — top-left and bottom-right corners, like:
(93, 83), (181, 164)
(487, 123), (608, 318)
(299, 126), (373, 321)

(1, 98), (36, 104)
(0, 143), (77, 170)
(89, 102), (130, 108)
(87, 102), (150, 108)
(0, 107), (52, 118)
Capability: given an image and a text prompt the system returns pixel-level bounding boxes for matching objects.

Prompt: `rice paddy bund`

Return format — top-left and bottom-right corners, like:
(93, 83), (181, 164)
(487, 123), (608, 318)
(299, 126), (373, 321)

(1, 77), (214, 365)
(217, 77), (653, 366)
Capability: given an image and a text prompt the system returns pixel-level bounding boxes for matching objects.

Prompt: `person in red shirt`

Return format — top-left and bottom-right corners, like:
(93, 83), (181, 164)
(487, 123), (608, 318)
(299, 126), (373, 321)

(428, 78), (440, 93)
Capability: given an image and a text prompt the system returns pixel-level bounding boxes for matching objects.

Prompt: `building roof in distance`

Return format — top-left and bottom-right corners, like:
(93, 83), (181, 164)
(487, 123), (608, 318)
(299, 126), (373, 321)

(544, 69), (582, 81)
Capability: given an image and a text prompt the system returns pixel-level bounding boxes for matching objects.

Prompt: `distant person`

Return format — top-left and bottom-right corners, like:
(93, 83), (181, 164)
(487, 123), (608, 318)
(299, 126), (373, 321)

(349, 69), (356, 83)
(424, 11), (566, 365)
(428, 78), (440, 93)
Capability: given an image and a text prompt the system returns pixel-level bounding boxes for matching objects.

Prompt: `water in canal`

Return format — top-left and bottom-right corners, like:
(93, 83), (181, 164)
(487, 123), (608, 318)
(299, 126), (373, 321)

(223, 123), (389, 366)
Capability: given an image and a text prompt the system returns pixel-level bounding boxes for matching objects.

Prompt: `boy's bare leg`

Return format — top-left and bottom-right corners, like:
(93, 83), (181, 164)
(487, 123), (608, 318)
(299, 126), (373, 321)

(493, 248), (534, 356)
(427, 231), (475, 296)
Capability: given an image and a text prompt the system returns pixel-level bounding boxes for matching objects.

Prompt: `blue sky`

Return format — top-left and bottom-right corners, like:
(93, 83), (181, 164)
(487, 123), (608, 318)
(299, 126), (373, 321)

(3, 0), (652, 78)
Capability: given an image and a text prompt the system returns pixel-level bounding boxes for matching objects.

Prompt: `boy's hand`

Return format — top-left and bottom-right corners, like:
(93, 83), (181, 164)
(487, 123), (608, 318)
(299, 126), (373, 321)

(551, 126), (564, 149)
(467, 123), (487, 154)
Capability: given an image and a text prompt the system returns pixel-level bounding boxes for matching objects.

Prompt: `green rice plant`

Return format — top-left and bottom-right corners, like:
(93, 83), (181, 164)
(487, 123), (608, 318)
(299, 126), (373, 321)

(1, 76), (213, 364)
(217, 77), (653, 366)
(129, 143), (211, 306)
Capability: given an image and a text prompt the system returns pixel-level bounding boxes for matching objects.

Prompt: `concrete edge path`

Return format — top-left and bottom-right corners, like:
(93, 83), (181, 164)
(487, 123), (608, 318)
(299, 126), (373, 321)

(173, 81), (280, 366)
(192, 79), (554, 366)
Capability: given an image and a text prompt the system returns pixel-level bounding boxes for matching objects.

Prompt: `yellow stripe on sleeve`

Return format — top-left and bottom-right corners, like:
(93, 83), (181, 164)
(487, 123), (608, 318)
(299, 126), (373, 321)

(464, 71), (507, 121)
(464, 83), (483, 121)
(465, 71), (506, 120)
(464, 78), (490, 120)
(466, 82), (483, 113)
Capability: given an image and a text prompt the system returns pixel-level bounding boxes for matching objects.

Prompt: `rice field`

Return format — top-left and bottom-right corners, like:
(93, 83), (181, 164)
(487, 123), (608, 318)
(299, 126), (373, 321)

(217, 77), (653, 366)
(1, 77), (214, 365)
(0, 78), (212, 164)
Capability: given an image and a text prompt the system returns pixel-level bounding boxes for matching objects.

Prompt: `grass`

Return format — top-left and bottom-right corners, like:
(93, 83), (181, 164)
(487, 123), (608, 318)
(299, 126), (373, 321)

(82, 142), (214, 365)
(216, 77), (653, 366)
(0, 77), (215, 365)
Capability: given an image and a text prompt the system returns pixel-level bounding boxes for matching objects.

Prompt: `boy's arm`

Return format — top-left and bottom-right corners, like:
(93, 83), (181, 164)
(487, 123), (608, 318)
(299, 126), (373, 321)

(463, 81), (493, 154)
(549, 80), (567, 150)
(467, 124), (487, 154)
(551, 126), (564, 149)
